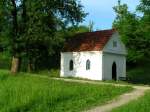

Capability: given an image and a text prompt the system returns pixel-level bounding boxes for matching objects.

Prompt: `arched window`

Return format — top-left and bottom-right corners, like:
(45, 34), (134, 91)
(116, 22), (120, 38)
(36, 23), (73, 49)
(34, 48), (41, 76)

(86, 59), (90, 70)
(69, 60), (73, 71)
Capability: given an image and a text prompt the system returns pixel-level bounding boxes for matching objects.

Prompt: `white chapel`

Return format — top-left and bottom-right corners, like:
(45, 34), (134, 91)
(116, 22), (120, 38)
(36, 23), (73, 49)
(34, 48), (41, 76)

(60, 29), (127, 80)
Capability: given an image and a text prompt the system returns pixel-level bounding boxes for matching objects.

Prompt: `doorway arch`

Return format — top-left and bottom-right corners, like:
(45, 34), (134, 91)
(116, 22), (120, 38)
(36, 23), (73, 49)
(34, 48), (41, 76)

(112, 62), (117, 80)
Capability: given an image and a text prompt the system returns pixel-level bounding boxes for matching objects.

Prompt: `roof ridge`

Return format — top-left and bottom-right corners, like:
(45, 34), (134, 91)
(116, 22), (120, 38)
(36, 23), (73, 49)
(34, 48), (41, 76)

(93, 28), (116, 33)
(63, 29), (117, 52)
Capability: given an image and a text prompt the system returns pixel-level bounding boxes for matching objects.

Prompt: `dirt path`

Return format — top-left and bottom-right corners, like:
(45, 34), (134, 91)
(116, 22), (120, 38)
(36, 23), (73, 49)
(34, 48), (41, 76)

(52, 78), (150, 112)
(30, 75), (150, 112)
(86, 86), (149, 112)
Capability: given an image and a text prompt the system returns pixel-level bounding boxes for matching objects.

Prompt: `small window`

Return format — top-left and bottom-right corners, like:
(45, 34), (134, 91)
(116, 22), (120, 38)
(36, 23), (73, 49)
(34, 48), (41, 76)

(69, 60), (73, 71)
(86, 59), (90, 70)
(113, 41), (117, 47)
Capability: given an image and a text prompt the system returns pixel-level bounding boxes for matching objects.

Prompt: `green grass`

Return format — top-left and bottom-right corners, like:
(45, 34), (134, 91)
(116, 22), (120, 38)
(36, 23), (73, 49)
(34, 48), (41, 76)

(111, 90), (150, 112)
(0, 70), (132, 112)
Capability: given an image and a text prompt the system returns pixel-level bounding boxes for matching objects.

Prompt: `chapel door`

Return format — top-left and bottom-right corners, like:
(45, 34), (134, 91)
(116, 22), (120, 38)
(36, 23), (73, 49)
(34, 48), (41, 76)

(112, 62), (117, 80)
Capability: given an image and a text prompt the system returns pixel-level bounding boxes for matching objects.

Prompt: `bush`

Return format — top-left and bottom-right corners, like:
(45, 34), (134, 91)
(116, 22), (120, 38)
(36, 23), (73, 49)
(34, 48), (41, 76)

(0, 52), (11, 69)
(37, 69), (60, 77)
(127, 64), (150, 84)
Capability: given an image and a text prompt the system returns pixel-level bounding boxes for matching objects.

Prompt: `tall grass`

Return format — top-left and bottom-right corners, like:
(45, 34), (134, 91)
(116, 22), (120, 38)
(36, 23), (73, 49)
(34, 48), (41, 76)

(0, 70), (132, 112)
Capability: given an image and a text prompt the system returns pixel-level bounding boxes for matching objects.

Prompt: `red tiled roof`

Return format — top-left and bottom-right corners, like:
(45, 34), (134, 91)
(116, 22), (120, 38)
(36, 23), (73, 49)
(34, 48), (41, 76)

(63, 29), (116, 52)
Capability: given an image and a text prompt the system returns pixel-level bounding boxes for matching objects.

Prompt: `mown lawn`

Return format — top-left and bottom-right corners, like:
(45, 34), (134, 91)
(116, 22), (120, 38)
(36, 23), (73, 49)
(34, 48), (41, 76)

(0, 70), (132, 112)
(112, 90), (150, 112)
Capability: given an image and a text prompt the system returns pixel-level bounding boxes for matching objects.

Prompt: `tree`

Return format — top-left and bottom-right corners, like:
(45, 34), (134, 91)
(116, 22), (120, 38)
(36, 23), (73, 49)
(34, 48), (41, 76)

(113, 0), (150, 64)
(1, 0), (87, 73)
(137, 0), (150, 59)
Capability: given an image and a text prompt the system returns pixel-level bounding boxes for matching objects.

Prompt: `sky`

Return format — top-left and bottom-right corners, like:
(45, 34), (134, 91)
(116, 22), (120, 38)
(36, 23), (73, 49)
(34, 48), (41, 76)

(80, 0), (140, 30)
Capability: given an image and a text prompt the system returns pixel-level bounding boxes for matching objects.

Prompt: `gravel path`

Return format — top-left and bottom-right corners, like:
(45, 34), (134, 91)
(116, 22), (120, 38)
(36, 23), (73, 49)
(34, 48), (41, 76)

(30, 75), (150, 112)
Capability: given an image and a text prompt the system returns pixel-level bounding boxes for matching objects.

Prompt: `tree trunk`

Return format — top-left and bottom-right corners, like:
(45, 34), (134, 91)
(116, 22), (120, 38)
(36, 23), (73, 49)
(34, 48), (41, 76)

(11, 56), (20, 74)
(10, 0), (19, 74)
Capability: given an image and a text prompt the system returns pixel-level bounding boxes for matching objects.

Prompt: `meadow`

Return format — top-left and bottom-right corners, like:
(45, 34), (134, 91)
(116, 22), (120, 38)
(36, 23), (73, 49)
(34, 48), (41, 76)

(0, 70), (132, 112)
(111, 90), (150, 112)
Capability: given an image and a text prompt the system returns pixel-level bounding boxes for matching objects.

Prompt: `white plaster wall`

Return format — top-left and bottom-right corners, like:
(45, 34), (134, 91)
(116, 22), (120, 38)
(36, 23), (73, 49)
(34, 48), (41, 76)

(60, 32), (127, 81)
(102, 32), (127, 80)
(102, 53), (126, 80)
(103, 32), (127, 55)
(61, 51), (103, 80)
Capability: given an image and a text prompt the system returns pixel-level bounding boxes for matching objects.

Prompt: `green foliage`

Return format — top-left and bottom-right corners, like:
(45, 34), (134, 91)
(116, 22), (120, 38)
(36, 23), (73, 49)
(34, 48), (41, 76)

(137, 0), (150, 14)
(32, 25), (90, 70)
(113, 0), (150, 63)
(0, 0), (87, 71)
(127, 62), (150, 84)
(23, 0), (86, 70)
(112, 90), (150, 112)
(64, 25), (90, 38)
(0, 52), (11, 69)
(0, 70), (132, 112)
(0, 25), (89, 71)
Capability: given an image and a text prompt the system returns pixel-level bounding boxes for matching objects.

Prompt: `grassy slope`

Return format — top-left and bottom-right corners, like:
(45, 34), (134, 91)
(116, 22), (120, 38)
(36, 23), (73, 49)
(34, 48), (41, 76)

(111, 63), (150, 112)
(0, 70), (132, 112)
(112, 90), (150, 112)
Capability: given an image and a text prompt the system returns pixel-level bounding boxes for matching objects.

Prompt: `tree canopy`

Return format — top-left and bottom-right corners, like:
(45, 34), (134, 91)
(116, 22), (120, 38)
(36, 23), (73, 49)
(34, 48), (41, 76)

(0, 0), (87, 73)
(113, 0), (150, 64)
